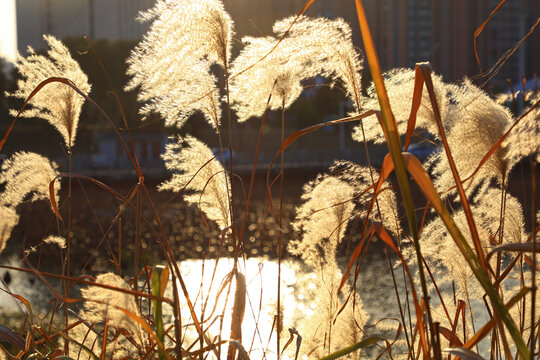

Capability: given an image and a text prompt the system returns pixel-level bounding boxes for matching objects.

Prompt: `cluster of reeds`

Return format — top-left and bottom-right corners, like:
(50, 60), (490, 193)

(0, 0), (538, 359)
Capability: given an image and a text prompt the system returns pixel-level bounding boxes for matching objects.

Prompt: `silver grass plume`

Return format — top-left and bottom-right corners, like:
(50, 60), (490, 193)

(412, 188), (526, 302)
(230, 15), (362, 122)
(329, 161), (400, 237)
(0, 152), (60, 209)
(159, 136), (231, 230)
(229, 36), (309, 122)
(502, 92), (540, 165)
(7, 35), (91, 148)
(430, 80), (512, 195)
(290, 174), (368, 358)
(272, 16), (364, 111)
(289, 176), (355, 266)
(43, 235), (66, 249)
(80, 273), (144, 356)
(126, 0), (234, 130)
(353, 68), (449, 144)
(0, 206), (19, 255)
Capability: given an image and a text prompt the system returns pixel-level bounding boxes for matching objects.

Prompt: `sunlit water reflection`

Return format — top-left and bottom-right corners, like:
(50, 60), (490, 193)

(167, 257), (314, 360)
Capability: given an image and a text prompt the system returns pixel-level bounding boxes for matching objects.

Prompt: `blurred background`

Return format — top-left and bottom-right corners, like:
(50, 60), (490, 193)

(0, 0), (538, 176)
(0, 0), (538, 267)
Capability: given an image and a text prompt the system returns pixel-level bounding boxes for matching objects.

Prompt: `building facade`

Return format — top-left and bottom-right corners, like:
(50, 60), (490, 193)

(13, 0), (538, 84)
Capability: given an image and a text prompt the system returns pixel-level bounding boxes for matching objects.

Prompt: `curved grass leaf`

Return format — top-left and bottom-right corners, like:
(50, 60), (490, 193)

(353, 3), (435, 358)
(317, 337), (381, 360)
(401, 153), (530, 359)
(0, 323), (25, 351)
(487, 242), (540, 263)
(444, 347), (487, 360)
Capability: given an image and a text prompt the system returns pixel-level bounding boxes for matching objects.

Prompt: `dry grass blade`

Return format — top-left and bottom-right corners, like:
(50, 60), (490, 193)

(404, 65), (425, 151)
(353, 3), (436, 357)
(401, 152), (530, 359)
(473, 0), (507, 73)
(444, 347), (487, 360)
(228, 340), (251, 360)
(316, 337), (382, 360)
(486, 242), (540, 263)
(438, 326), (464, 347)
(418, 63), (487, 273)
(0, 323), (25, 351)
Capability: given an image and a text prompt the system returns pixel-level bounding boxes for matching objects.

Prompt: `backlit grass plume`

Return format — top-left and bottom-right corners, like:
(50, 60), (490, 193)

(79, 273), (144, 358)
(229, 36), (308, 122)
(0, 152), (59, 255)
(289, 174), (368, 358)
(353, 68), (448, 144)
(0, 152), (59, 209)
(7, 35), (91, 148)
(272, 16), (364, 110)
(289, 175), (355, 265)
(329, 161), (400, 236)
(159, 136), (231, 230)
(414, 188), (526, 302)
(0, 206), (19, 255)
(431, 80), (513, 195)
(126, 0), (234, 130)
(502, 92), (540, 164)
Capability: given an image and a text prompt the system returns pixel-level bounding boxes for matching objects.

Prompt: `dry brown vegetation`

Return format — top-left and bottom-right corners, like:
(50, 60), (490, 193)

(0, 0), (538, 359)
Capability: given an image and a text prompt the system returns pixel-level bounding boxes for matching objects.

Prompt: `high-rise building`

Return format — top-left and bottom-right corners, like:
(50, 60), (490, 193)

(14, 0), (537, 84)
(362, 0), (538, 83)
(16, 0), (154, 54)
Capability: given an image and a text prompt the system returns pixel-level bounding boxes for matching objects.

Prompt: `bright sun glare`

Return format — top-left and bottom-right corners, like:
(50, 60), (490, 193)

(168, 258), (316, 360)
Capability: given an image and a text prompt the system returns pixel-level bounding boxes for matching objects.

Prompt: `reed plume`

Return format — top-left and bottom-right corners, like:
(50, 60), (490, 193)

(43, 235), (66, 249)
(430, 80), (513, 195)
(0, 206), (19, 255)
(229, 36), (309, 122)
(289, 175), (355, 265)
(502, 92), (540, 164)
(126, 0), (234, 130)
(7, 35), (91, 148)
(79, 273), (144, 356)
(272, 16), (364, 110)
(0, 152), (59, 209)
(414, 188), (526, 302)
(289, 174), (368, 358)
(159, 136), (231, 231)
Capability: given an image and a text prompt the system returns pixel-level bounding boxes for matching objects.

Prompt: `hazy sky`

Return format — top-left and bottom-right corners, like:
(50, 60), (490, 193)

(0, 0), (17, 64)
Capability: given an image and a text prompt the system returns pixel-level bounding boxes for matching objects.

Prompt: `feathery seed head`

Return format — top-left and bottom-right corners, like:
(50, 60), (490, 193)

(273, 16), (363, 109)
(7, 35), (91, 147)
(159, 136), (231, 230)
(81, 273), (144, 347)
(290, 175), (355, 266)
(0, 152), (60, 209)
(43, 235), (66, 249)
(414, 186), (526, 300)
(502, 92), (540, 165)
(353, 68), (448, 144)
(431, 80), (512, 195)
(229, 36), (306, 122)
(126, 0), (234, 130)
(230, 16), (362, 123)
(0, 206), (19, 255)
(329, 161), (400, 236)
